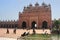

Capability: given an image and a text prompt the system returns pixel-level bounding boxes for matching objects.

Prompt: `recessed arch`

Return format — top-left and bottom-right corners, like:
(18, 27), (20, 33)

(42, 21), (48, 29)
(31, 21), (36, 29)
(22, 21), (26, 29)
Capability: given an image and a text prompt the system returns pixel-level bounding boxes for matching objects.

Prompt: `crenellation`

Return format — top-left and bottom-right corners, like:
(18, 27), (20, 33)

(22, 2), (51, 14)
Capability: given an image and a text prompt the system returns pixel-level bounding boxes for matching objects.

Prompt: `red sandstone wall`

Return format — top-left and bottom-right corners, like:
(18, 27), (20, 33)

(18, 3), (52, 29)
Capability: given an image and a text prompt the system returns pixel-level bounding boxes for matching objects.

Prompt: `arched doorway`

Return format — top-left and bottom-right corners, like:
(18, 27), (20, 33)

(22, 21), (26, 29)
(42, 21), (48, 29)
(31, 21), (36, 29)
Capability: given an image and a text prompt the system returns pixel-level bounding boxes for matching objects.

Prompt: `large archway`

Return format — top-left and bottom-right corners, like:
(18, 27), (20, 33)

(31, 21), (36, 29)
(42, 21), (48, 29)
(22, 21), (26, 29)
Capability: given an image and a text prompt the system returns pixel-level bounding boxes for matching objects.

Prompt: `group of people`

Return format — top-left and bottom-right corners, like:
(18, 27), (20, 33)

(6, 28), (29, 37)
(6, 28), (16, 34)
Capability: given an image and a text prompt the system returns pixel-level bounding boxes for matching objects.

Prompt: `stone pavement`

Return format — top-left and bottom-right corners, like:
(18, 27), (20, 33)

(0, 28), (60, 40)
(0, 28), (51, 38)
(0, 37), (17, 40)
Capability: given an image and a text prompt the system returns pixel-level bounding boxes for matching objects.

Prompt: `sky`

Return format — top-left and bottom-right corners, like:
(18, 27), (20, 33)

(0, 0), (60, 21)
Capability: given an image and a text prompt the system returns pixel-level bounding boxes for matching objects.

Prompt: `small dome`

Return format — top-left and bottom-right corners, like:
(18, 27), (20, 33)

(35, 2), (39, 6)
(42, 2), (48, 7)
(24, 6), (26, 8)
(24, 6), (26, 9)
(29, 4), (32, 7)
(23, 6), (27, 11)
(42, 2), (46, 6)
(48, 4), (51, 6)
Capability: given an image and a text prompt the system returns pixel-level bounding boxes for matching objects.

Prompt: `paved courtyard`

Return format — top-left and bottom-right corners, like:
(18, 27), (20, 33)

(0, 28), (51, 40)
(0, 28), (60, 40)
(0, 28), (51, 38)
(0, 37), (16, 40)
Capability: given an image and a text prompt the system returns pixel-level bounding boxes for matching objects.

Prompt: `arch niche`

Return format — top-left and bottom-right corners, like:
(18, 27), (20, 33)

(22, 21), (26, 29)
(31, 21), (37, 29)
(42, 21), (48, 29)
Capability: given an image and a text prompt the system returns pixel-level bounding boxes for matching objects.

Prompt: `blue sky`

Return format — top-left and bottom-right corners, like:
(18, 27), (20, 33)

(0, 0), (60, 21)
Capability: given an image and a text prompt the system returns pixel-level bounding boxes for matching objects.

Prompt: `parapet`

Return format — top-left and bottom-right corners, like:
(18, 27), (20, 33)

(19, 2), (51, 13)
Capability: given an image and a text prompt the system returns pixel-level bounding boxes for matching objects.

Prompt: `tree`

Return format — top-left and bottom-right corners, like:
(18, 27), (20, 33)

(52, 19), (60, 34)
(54, 20), (60, 29)
(52, 19), (60, 40)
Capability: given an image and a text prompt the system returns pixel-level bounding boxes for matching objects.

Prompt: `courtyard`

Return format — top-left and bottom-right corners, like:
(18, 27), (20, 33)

(0, 28), (50, 38)
(0, 28), (59, 40)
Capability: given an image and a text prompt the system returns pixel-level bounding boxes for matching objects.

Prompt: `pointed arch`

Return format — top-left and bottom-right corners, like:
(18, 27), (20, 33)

(22, 21), (26, 29)
(42, 21), (48, 29)
(31, 21), (36, 29)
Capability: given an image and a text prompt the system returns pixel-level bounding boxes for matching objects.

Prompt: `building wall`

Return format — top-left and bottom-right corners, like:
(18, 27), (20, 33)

(18, 3), (52, 29)
(0, 20), (18, 28)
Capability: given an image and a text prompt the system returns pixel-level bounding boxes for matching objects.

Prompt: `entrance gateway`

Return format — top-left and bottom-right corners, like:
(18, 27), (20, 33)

(18, 2), (52, 29)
